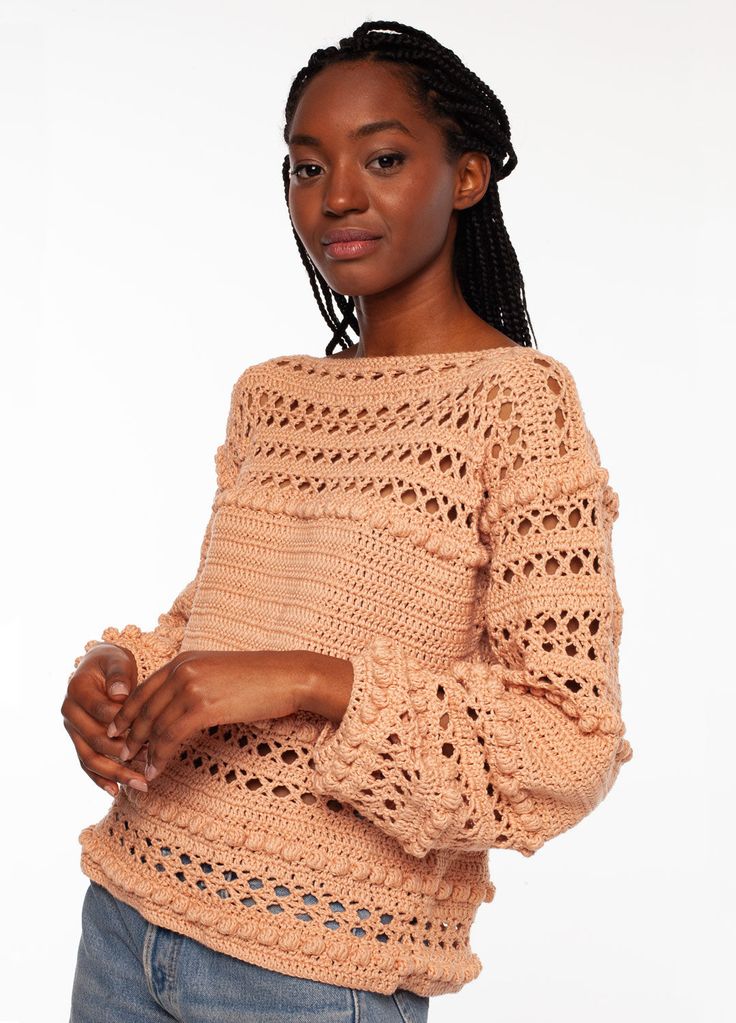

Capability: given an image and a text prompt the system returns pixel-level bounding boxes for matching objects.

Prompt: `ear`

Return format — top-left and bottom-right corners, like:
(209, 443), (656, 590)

(453, 151), (492, 211)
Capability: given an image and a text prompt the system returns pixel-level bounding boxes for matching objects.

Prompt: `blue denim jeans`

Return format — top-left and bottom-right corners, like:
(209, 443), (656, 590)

(69, 880), (431, 1022)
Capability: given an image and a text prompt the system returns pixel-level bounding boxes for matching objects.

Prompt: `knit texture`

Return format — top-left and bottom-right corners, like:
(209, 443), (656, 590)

(73, 345), (633, 997)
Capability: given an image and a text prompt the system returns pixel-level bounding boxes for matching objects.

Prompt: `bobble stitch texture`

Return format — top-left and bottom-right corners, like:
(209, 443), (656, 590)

(74, 347), (632, 998)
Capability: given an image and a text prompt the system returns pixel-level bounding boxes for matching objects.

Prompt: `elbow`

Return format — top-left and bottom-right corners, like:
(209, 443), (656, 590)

(497, 728), (635, 855)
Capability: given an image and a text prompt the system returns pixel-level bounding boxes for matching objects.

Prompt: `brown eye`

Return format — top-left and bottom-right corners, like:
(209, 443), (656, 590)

(369, 153), (405, 172)
(291, 164), (322, 179)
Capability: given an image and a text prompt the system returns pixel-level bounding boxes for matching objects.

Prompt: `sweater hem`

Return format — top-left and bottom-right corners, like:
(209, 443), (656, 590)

(79, 829), (482, 998)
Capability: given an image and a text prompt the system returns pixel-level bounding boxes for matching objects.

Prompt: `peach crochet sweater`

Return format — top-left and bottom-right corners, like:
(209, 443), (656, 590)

(73, 344), (633, 997)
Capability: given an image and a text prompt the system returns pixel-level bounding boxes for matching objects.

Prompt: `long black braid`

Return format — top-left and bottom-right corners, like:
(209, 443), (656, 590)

(281, 20), (538, 355)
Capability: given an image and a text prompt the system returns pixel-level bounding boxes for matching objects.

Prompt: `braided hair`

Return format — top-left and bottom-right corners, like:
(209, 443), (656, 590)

(282, 20), (538, 355)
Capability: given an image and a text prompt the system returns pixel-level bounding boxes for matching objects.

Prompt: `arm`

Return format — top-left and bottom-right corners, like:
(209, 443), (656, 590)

(73, 370), (253, 683)
(305, 356), (633, 859)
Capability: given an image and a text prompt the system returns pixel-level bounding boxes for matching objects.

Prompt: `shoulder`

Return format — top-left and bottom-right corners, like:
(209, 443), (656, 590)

(489, 344), (575, 386)
(478, 347), (595, 473)
(479, 345), (582, 418)
(224, 354), (283, 411)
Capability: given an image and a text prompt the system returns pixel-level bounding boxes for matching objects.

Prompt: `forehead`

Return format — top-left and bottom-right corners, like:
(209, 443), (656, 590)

(289, 61), (425, 138)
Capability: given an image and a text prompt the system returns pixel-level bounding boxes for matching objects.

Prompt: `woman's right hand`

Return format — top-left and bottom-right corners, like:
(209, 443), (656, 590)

(61, 644), (150, 796)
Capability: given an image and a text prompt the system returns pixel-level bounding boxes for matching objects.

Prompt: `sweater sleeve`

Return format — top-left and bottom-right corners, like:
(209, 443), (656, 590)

(309, 355), (633, 859)
(72, 371), (252, 683)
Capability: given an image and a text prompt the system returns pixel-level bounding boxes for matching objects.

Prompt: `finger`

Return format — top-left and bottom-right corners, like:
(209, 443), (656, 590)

(142, 703), (195, 782)
(127, 742), (149, 776)
(69, 726), (149, 792)
(81, 765), (120, 798)
(118, 680), (179, 764)
(67, 678), (130, 727)
(62, 695), (132, 763)
(69, 725), (123, 796)
(107, 663), (170, 738)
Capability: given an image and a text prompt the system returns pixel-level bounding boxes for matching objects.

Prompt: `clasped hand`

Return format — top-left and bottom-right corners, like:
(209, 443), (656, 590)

(107, 650), (303, 783)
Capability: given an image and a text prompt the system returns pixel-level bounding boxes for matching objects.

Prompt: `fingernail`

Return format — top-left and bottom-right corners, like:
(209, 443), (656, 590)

(105, 784), (118, 797)
(127, 778), (148, 792)
(120, 745), (131, 761)
(145, 763), (159, 781)
(109, 682), (128, 696)
(107, 722), (119, 738)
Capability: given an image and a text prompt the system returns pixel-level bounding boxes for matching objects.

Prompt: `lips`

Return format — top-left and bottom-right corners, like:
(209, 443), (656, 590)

(321, 228), (382, 244)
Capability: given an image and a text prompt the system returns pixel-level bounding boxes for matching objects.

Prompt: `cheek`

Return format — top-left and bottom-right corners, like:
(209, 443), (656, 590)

(381, 171), (454, 256)
(287, 188), (315, 250)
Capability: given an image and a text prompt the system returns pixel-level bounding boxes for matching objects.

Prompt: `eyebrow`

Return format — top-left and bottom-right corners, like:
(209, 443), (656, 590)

(288, 119), (416, 147)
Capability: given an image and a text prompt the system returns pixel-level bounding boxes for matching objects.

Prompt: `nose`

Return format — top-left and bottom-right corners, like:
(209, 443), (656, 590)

(321, 160), (368, 217)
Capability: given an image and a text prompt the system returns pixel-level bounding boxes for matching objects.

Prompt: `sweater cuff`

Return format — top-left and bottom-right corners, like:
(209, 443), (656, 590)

(309, 639), (380, 787)
(73, 623), (180, 684)
(308, 635), (466, 857)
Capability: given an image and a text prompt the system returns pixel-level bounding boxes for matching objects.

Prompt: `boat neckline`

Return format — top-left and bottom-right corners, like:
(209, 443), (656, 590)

(271, 343), (534, 365)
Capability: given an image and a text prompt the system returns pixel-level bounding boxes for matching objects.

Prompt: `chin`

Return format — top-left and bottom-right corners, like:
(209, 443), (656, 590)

(320, 268), (394, 296)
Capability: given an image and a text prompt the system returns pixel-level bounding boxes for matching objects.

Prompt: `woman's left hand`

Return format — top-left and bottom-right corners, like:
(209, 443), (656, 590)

(106, 650), (307, 783)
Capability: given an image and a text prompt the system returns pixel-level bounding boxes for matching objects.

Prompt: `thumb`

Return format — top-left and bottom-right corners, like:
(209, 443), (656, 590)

(103, 646), (138, 698)
(106, 673), (131, 698)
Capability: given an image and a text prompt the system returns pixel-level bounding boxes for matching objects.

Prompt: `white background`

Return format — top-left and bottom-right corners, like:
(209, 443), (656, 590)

(1, 1), (733, 1020)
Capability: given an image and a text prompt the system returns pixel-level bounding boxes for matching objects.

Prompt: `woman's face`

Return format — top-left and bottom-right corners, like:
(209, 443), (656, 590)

(286, 60), (488, 299)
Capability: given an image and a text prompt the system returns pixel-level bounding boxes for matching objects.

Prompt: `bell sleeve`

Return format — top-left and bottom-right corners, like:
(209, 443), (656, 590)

(309, 354), (633, 859)
(72, 369), (253, 684)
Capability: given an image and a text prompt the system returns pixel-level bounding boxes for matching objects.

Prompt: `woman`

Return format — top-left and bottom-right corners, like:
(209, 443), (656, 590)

(63, 20), (633, 1022)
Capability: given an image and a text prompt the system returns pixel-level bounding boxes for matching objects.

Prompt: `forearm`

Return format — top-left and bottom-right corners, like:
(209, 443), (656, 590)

(297, 651), (354, 723)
